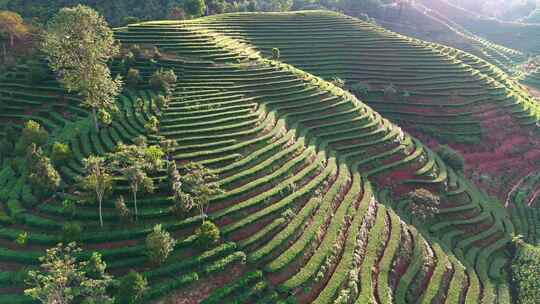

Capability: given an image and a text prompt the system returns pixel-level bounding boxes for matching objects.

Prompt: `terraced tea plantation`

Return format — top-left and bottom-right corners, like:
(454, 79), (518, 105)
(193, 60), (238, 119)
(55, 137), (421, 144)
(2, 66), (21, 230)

(2, 10), (540, 304)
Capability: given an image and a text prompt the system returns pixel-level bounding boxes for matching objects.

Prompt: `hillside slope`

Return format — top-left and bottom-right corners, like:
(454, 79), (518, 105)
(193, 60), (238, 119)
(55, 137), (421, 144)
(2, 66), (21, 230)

(174, 10), (540, 200)
(376, 2), (525, 74)
(417, 0), (540, 54)
(0, 10), (530, 304)
(0, 55), (507, 304)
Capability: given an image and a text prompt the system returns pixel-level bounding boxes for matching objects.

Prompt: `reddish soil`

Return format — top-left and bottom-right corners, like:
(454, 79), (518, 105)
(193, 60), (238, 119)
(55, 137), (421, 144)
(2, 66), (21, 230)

(157, 264), (246, 304)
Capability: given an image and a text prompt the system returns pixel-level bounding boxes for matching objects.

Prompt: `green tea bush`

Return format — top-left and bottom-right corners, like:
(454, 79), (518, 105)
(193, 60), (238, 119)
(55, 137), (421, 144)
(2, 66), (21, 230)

(116, 270), (148, 304)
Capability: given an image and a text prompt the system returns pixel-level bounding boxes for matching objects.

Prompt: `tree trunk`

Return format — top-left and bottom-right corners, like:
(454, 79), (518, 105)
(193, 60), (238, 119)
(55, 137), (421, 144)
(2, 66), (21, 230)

(99, 196), (103, 228)
(9, 34), (14, 48)
(199, 204), (205, 224)
(92, 107), (99, 132)
(133, 187), (138, 222)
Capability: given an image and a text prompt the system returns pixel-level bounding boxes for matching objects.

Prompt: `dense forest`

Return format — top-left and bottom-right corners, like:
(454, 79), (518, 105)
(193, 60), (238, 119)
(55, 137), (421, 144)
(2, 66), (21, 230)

(0, 0), (393, 25)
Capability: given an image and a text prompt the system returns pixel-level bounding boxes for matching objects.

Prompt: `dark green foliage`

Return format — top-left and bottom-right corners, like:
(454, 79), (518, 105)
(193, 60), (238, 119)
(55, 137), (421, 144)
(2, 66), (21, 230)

(2, 0), (383, 27)
(4, 123), (18, 143)
(26, 61), (49, 84)
(0, 139), (13, 160)
(511, 244), (540, 304)
(116, 270), (148, 304)
(125, 68), (141, 87)
(184, 0), (207, 17)
(196, 221), (221, 249)
(436, 145), (465, 172)
(62, 222), (82, 242)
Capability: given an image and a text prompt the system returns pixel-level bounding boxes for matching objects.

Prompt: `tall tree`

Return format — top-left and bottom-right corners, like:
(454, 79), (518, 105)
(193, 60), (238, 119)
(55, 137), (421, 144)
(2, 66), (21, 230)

(42, 5), (122, 132)
(27, 144), (61, 197)
(108, 140), (164, 221)
(80, 156), (114, 228)
(0, 10), (29, 62)
(170, 162), (222, 223)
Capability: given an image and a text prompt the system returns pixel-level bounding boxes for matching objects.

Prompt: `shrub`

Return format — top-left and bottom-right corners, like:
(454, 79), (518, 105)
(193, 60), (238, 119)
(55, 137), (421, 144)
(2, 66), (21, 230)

(62, 222), (82, 242)
(135, 98), (145, 113)
(436, 145), (465, 172)
(272, 47), (280, 60)
(146, 224), (176, 265)
(511, 243), (540, 304)
(331, 76), (345, 88)
(116, 270), (148, 304)
(28, 147), (61, 197)
(115, 196), (131, 222)
(149, 69), (177, 93)
(16, 120), (49, 153)
(133, 135), (147, 147)
(195, 221), (221, 249)
(16, 231), (28, 246)
(155, 94), (170, 109)
(129, 44), (142, 58)
(407, 188), (440, 221)
(51, 142), (72, 165)
(144, 116), (159, 134)
(126, 68), (141, 87)
(98, 108), (113, 126)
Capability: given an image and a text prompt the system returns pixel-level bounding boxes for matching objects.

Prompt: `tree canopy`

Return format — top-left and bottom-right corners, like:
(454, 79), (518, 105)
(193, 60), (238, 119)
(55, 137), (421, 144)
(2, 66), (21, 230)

(42, 5), (122, 132)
